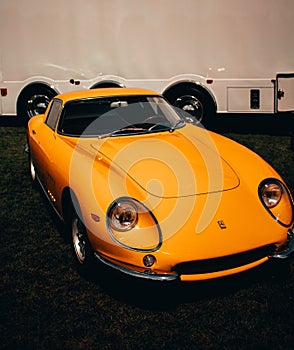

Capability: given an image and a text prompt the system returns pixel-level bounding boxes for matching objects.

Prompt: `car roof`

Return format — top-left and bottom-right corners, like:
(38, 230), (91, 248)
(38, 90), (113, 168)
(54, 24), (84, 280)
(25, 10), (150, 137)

(55, 88), (159, 104)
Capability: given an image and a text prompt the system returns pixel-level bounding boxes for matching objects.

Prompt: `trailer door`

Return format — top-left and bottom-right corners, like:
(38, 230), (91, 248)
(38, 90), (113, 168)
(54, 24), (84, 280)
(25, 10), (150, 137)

(276, 73), (294, 112)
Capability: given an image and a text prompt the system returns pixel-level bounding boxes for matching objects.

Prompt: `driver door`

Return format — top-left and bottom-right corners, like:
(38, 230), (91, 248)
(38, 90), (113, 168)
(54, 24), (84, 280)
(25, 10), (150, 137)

(36, 99), (63, 204)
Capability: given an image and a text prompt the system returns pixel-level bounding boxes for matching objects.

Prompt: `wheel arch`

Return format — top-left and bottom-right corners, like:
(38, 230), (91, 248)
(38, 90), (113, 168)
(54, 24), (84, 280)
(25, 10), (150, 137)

(90, 80), (125, 89)
(61, 187), (80, 225)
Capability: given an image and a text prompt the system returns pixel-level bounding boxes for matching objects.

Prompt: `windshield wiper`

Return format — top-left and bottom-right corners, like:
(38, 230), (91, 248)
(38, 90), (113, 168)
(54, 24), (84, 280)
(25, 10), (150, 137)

(98, 120), (184, 139)
(98, 126), (147, 139)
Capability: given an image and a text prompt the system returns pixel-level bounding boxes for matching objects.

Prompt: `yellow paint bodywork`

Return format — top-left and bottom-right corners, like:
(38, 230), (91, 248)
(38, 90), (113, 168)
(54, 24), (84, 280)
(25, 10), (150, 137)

(28, 88), (294, 281)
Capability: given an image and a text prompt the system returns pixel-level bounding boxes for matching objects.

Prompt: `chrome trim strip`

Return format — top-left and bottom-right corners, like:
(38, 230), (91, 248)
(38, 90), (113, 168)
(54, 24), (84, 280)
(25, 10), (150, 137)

(94, 252), (178, 281)
(272, 228), (294, 259)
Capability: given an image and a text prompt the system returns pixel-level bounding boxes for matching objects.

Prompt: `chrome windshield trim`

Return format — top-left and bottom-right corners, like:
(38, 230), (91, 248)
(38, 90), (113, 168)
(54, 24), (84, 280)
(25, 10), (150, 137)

(94, 252), (178, 281)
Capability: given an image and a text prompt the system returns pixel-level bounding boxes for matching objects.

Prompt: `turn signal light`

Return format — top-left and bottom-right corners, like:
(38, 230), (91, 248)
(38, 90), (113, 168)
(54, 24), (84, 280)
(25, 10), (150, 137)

(143, 254), (156, 267)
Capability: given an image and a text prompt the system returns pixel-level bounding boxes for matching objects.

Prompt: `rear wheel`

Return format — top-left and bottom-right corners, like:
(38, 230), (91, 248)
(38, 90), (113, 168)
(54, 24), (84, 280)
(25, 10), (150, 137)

(29, 155), (36, 183)
(27, 142), (37, 187)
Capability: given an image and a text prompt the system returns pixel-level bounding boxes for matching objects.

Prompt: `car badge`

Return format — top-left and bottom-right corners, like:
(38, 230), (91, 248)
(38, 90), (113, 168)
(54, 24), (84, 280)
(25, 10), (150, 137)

(218, 220), (227, 229)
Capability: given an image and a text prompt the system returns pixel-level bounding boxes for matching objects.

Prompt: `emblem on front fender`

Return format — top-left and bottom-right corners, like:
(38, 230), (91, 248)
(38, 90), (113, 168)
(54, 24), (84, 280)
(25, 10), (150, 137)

(218, 220), (227, 229)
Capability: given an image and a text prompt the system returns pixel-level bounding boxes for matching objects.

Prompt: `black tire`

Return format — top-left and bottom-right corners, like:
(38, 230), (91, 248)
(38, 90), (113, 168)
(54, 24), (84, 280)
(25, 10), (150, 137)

(17, 85), (56, 123)
(165, 86), (216, 128)
(70, 209), (96, 277)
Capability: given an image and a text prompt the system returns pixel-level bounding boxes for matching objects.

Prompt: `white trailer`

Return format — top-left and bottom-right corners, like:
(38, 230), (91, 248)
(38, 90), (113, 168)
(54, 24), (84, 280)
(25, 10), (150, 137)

(0, 0), (293, 125)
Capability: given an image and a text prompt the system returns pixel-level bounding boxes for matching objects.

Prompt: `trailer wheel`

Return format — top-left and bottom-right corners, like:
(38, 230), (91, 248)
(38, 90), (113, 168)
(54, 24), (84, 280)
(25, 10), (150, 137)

(17, 85), (57, 122)
(165, 86), (216, 128)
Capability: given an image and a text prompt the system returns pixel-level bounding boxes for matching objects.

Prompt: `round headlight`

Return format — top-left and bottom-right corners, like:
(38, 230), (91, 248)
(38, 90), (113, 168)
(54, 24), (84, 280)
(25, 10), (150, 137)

(259, 179), (293, 227)
(107, 197), (162, 251)
(260, 182), (283, 208)
(108, 200), (138, 232)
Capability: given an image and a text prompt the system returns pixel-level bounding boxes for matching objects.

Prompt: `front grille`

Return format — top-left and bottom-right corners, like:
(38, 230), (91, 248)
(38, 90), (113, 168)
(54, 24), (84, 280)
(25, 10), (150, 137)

(172, 245), (275, 275)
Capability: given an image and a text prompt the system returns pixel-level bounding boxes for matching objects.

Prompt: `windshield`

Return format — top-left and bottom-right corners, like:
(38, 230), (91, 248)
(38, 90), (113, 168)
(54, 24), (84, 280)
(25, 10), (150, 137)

(58, 95), (185, 137)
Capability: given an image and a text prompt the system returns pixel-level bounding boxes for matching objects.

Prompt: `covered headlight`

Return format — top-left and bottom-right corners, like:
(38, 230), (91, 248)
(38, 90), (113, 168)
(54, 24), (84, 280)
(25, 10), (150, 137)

(107, 197), (162, 252)
(259, 179), (293, 227)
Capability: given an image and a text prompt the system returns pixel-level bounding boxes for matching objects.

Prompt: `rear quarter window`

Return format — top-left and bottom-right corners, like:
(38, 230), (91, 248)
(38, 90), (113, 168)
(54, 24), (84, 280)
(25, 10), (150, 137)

(46, 99), (62, 130)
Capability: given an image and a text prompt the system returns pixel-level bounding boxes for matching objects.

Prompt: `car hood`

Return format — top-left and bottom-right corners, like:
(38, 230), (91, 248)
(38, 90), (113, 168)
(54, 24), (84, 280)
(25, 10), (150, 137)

(91, 125), (240, 198)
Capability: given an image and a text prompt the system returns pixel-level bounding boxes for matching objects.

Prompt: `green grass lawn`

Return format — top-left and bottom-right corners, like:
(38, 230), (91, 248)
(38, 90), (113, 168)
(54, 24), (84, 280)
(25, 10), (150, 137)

(1, 125), (293, 350)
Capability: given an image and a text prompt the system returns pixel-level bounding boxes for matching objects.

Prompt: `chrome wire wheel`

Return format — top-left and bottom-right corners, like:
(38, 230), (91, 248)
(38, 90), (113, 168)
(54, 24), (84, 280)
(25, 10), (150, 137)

(72, 215), (87, 264)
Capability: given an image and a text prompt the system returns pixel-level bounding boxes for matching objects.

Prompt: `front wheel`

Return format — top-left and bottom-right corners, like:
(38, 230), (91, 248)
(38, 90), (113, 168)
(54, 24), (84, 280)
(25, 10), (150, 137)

(71, 211), (96, 277)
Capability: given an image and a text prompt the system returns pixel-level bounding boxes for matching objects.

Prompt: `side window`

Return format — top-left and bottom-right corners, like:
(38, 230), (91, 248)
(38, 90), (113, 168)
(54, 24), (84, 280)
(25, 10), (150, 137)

(46, 99), (62, 130)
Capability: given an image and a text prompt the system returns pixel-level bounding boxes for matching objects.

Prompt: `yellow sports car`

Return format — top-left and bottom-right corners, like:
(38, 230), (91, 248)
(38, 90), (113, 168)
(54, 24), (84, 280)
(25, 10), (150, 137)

(27, 88), (294, 282)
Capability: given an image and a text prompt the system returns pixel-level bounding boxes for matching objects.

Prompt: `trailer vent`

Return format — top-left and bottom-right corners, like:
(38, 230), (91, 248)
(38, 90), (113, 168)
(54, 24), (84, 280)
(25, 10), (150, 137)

(250, 89), (260, 109)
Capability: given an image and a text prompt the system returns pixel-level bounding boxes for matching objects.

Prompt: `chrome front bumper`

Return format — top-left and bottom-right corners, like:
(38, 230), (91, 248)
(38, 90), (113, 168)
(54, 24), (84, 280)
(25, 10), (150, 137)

(94, 228), (294, 281)
(94, 252), (179, 282)
(272, 228), (294, 259)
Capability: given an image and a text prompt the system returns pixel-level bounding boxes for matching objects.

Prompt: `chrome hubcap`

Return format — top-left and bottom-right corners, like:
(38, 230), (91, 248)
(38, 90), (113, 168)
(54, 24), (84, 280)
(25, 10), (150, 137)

(30, 158), (36, 181)
(72, 217), (86, 264)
